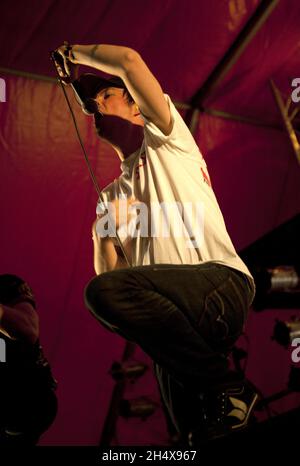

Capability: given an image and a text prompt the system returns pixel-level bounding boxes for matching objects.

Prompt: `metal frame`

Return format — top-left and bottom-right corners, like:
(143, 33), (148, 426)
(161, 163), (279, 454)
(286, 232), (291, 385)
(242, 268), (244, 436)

(270, 79), (300, 165)
(185, 0), (279, 133)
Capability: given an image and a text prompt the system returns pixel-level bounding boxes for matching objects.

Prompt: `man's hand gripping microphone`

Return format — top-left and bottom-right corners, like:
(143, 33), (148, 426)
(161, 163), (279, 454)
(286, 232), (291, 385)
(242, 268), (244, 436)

(50, 42), (78, 85)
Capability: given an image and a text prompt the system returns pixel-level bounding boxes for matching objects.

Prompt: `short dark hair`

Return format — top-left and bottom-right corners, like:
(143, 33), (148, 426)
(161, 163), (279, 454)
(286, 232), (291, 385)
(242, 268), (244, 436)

(72, 73), (134, 114)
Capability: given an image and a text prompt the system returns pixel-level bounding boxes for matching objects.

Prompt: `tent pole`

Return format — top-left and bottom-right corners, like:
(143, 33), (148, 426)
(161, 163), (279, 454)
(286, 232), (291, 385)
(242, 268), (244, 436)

(270, 79), (300, 165)
(186, 0), (279, 132)
(0, 67), (282, 131)
(0, 66), (56, 83)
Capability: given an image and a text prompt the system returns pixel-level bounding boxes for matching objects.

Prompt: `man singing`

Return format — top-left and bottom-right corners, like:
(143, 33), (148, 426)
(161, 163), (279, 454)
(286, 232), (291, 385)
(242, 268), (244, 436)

(55, 43), (257, 444)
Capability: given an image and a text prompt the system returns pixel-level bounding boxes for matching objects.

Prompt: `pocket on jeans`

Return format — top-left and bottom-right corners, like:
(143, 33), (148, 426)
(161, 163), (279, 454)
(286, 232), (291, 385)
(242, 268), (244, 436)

(199, 277), (246, 350)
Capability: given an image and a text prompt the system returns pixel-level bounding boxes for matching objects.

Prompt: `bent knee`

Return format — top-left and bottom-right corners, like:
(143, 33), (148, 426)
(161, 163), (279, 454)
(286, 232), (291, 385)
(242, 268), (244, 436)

(84, 274), (111, 311)
(84, 271), (128, 322)
(84, 269), (142, 324)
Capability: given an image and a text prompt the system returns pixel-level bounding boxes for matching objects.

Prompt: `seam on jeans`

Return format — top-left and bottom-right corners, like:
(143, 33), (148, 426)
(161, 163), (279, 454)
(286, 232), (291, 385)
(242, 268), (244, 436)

(201, 278), (244, 343)
(228, 276), (244, 306)
(231, 270), (256, 308)
(152, 266), (209, 271)
(200, 278), (229, 328)
(201, 285), (231, 341)
(152, 268), (197, 271)
(228, 275), (249, 322)
(214, 289), (230, 340)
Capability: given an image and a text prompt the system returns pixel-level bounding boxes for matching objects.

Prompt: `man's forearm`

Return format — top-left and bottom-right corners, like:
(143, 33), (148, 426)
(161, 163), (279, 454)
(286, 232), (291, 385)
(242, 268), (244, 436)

(72, 44), (138, 78)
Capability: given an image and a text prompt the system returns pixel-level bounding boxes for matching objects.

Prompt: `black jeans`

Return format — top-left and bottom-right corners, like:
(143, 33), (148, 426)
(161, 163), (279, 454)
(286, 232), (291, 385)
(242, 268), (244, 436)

(84, 262), (255, 433)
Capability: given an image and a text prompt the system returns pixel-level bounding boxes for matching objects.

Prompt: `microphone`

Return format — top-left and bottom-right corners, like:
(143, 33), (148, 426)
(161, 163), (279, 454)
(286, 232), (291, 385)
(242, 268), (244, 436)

(50, 51), (100, 115)
(50, 50), (73, 84)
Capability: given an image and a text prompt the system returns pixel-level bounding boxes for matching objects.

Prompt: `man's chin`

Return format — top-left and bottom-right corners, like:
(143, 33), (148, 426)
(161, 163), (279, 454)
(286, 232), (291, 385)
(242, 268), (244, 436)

(95, 115), (144, 156)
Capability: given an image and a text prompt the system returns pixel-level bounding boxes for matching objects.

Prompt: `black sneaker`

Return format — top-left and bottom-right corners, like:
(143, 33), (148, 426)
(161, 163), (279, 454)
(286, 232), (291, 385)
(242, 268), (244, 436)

(189, 381), (259, 445)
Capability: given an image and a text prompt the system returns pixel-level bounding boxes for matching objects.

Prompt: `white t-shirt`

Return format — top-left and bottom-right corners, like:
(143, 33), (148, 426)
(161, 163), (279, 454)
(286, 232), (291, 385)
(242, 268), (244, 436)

(99, 95), (254, 284)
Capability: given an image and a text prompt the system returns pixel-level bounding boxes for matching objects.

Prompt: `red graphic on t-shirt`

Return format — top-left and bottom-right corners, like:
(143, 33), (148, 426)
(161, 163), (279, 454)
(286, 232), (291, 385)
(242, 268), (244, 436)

(135, 153), (147, 180)
(201, 167), (212, 187)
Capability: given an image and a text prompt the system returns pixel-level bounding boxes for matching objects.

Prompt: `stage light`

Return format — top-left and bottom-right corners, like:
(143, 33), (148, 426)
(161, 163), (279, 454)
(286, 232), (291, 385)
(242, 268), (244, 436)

(272, 317), (300, 347)
(109, 361), (148, 381)
(269, 266), (299, 291)
(252, 265), (300, 310)
(119, 397), (156, 419)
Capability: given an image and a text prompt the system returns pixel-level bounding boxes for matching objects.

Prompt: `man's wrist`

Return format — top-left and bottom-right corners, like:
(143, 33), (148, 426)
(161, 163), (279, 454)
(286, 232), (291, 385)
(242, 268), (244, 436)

(63, 42), (75, 61)
(72, 44), (94, 67)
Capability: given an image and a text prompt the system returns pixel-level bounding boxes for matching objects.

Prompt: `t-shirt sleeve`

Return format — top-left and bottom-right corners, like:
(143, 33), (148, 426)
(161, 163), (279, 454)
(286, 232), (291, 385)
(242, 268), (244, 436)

(140, 94), (201, 157)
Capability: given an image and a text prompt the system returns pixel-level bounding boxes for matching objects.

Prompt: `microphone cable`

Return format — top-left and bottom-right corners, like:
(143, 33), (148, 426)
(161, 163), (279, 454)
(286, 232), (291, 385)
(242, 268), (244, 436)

(50, 52), (131, 267)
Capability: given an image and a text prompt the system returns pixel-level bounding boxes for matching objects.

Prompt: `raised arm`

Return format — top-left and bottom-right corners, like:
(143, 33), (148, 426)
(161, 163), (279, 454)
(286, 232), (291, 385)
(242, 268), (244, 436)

(58, 43), (173, 135)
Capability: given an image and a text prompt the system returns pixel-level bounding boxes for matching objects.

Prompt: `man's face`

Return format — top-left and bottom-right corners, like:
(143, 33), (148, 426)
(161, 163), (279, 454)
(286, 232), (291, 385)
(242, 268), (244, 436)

(95, 87), (133, 120)
(93, 86), (144, 157)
